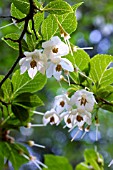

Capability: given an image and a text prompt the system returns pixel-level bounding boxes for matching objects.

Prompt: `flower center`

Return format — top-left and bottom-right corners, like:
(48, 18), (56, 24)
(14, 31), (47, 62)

(76, 115), (83, 122)
(30, 60), (37, 68)
(80, 97), (87, 106)
(67, 118), (71, 124)
(56, 64), (62, 72)
(60, 101), (65, 107)
(52, 47), (58, 53)
(50, 116), (55, 123)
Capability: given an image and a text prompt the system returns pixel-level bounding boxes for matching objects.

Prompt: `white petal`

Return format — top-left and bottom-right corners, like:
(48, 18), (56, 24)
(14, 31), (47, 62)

(64, 115), (75, 128)
(60, 58), (74, 72)
(43, 116), (50, 125)
(28, 67), (37, 79)
(19, 58), (26, 65)
(50, 56), (61, 64)
(20, 65), (27, 74)
(85, 103), (94, 112)
(53, 65), (62, 80)
(56, 105), (64, 114)
(24, 51), (33, 58)
(52, 114), (60, 125)
(46, 63), (54, 78)
(44, 109), (56, 118)
(70, 94), (76, 106)
(57, 42), (69, 56)
(42, 36), (61, 48)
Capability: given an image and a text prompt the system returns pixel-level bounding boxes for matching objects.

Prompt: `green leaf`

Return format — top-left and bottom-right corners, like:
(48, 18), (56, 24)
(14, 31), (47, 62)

(11, 0), (30, 14)
(12, 104), (29, 121)
(89, 54), (113, 87)
(41, 14), (58, 40)
(11, 3), (25, 29)
(66, 49), (90, 83)
(2, 33), (28, 51)
(0, 76), (12, 101)
(56, 12), (77, 34)
(1, 78), (12, 101)
(43, 154), (73, 170)
(43, 0), (73, 15)
(34, 12), (44, 33)
(76, 163), (89, 170)
(0, 149), (4, 170)
(67, 49), (90, 70)
(12, 70), (47, 98)
(99, 68), (113, 87)
(26, 33), (38, 51)
(41, 12), (77, 40)
(11, 3), (25, 19)
(13, 93), (44, 108)
(96, 85), (113, 99)
(72, 2), (84, 11)
(101, 104), (113, 112)
(84, 149), (104, 170)
(33, 0), (42, 8)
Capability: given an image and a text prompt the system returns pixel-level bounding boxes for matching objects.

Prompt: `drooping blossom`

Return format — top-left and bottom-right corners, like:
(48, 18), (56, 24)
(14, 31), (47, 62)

(53, 93), (71, 114)
(46, 58), (74, 81)
(43, 108), (61, 125)
(19, 49), (47, 79)
(64, 108), (92, 130)
(42, 36), (69, 60)
(70, 89), (97, 112)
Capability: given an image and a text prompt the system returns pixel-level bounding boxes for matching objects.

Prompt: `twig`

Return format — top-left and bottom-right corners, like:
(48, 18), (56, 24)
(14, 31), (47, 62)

(0, 0), (38, 87)
(99, 97), (113, 107)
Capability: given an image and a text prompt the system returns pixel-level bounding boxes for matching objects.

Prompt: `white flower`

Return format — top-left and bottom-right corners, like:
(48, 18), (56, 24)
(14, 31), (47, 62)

(70, 89), (97, 112)
(53, 94), (71, 114)
(42, 36), (69, 59)
(19, 49), (47, 79)
(76, 109), (92, 127)
(46, 58), (74, 80)
(64, 111), (77, 129)
(64, 108), (92, 130)
(43, 109), (61, 125)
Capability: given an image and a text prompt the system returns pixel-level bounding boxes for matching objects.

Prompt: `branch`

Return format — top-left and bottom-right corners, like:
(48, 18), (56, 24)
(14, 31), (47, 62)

(99, 97), (113, 107)
(0, 56), (21, 87)
(0, 0), (37, 87)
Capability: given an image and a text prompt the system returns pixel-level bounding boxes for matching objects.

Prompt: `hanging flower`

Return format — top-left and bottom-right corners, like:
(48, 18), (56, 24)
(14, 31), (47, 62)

(53, 94), (71, 114)
(19, 49), (47, 79)
(46, 58), (74, 81)
(64, 108), (92, 130)
(64, 110), (77, 129)
(42, 36), (69, 60)
(43, 108), (61, 125)
(70, 89), (97, 112)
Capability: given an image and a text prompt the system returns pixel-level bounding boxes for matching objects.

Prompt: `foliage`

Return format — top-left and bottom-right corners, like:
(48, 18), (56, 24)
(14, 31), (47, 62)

(0, 0), (113, 170)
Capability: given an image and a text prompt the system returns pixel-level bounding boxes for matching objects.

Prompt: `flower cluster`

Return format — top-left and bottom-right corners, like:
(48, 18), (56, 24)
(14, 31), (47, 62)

(42, 89), (97, 141)
(19, 36), (74, 81)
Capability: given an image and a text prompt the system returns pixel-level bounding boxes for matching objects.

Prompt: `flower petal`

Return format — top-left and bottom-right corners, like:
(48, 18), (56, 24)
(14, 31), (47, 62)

(42, 36), (61, 48)
(57, 42), (69, 56)
(53, 65), (62, 80)
(19, 58), (26, 65)
(28, 67), (37, 79)
(46, 62), (54, 78)
(20, 65), (27, 74)
(60, 58), (74, 72)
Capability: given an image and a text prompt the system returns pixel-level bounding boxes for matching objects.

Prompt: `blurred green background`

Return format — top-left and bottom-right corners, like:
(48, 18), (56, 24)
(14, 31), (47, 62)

(0, 0), (113, 169)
